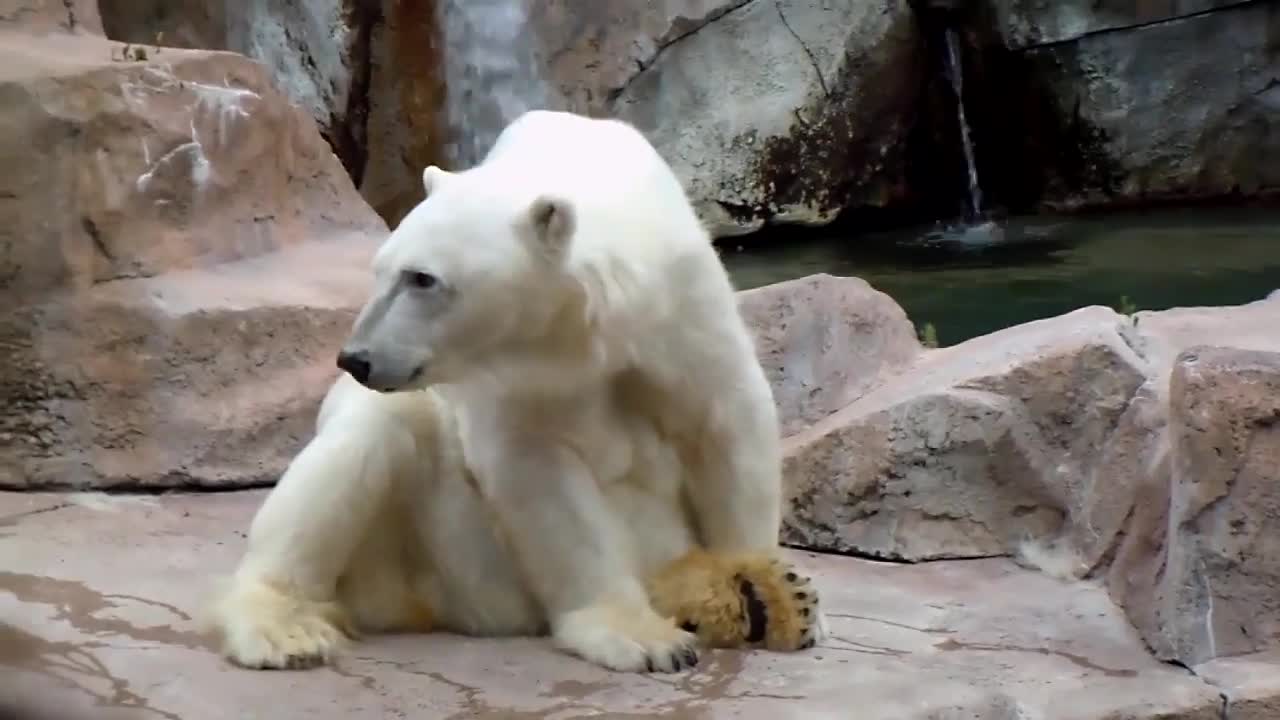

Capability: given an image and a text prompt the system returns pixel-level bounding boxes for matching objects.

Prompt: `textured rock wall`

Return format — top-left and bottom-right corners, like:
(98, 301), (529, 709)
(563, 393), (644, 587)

(741, 273), (1280, 667)
(96, 0), (447, 227)
(972, 0), (1280, 211)
(0, 9), (386, 490)
(93, 1), (1280, 235)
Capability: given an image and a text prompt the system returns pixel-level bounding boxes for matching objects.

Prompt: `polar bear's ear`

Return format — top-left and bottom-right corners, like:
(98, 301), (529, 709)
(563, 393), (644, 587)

(524, 195), (576, 257)
(422, 165), (451, 197)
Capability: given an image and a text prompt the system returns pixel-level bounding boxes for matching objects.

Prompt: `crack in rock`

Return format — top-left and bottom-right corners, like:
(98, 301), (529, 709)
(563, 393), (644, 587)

(1014, 0), (1264, 50)
(607, 0), (759, 105)
(774, 0), (829, 97)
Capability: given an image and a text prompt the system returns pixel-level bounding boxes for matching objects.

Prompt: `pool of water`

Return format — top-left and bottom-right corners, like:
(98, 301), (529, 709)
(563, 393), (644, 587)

(721, 206), (1280, 347)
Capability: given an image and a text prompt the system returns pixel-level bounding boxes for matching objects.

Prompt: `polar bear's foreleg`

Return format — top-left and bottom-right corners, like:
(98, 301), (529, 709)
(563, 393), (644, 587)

(478, 440), (700, 673)
(678, 364), (830, 649)
(208, 411), (417, 669)
(685, 385), (784, 552)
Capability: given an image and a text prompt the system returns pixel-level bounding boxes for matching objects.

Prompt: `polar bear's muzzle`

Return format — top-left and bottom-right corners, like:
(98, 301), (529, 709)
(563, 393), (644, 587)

(336, 349), (373, 385)
(337, 276), (436, 393)
(336, 345), (426, 393)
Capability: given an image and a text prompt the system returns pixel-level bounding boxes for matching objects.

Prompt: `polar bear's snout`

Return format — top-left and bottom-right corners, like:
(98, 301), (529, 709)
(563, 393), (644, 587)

(335, 342), (426, 393)
(336, 349), (372, 384)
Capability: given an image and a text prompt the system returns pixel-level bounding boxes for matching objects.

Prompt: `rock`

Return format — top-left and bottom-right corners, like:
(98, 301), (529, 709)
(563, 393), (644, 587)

(532, 0), (743, 115)
(1115, 347), (1280, 666)
(1006, 1), (1280, 208)
(96, 0), (380, 196)
(541, 0), (922, 238)
(781, 303), (1147, 562)
(745, 272), (1280, 665)
(0, 489), (1239, 719)
(988, 0), (1244, 49)
(361, 0), (447, 226)
(0, 0), (102, 35)
(1100, 298), (1280, 665)
(737, 274), (922, 436)
(1196, 651), (1280, 720)
(0, 31), (385, 489)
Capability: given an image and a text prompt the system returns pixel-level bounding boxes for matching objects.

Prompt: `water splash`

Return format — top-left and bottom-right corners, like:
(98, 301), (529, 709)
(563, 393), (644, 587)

(438, 0), (553, 168)
(942, 28), (983, 222)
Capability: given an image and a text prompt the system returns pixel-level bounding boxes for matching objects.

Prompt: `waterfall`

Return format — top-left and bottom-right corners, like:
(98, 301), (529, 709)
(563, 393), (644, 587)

(942, 27), (984, 222)
(438, 0), (552, 168)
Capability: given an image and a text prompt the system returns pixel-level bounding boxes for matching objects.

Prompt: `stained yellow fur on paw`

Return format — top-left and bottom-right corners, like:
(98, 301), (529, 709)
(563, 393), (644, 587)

(209, 578), (357, 670)
(645, 549), (821, 651)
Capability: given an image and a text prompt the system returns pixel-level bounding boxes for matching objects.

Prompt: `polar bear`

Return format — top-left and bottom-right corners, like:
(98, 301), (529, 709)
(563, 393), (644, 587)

(208, 110), (826, 673)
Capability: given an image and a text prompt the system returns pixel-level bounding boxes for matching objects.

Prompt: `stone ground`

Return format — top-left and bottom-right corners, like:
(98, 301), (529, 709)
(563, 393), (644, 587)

(3, 492), (1275, 719)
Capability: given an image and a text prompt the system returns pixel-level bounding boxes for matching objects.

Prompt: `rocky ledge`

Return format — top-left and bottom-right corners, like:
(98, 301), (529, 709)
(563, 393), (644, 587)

(0, 29), (385, 491)
(2, 4), (1279, 717)
(5, 489), (1276, 720)
(743, 274), (1280, 671)
(2, 278), (1278, 719)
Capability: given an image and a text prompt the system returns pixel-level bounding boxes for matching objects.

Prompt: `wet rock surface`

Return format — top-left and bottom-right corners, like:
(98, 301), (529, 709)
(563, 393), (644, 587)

(988, 0), (1249, 49)
(0, 490), (1241, 720)
(992, 0), (1280, 210)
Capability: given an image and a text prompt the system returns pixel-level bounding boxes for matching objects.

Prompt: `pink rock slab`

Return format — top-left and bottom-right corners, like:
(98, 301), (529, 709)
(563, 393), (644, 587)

(0, 490), (1243, 719)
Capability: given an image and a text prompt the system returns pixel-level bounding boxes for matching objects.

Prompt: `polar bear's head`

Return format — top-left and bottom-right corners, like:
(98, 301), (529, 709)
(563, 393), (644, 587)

(337, 165), (577, 392)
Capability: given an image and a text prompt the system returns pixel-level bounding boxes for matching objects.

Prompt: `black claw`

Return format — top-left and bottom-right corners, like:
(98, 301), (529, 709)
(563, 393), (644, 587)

(801, 637), (816, 650)
(682, 647), (699, 668)
(794, 591), (807, 601)
(801, 607), (811, 617)
(785, 572), (798, 582)
(680, 620), (699, 633)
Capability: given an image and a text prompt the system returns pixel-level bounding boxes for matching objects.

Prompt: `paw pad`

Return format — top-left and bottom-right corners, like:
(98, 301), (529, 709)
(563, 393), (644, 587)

(732, 558), (824, 652)
(737, 578), (768, 643)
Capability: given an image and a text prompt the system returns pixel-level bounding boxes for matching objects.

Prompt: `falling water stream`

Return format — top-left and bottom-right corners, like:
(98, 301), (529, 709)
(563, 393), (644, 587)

(943, 28), (984, 222)
(438, 0), (552, 167)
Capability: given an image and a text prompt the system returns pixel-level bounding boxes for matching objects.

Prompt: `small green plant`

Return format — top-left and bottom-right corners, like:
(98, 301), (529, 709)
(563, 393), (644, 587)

(1116, 295), (1138, 317)
(919, 321), (939, 349)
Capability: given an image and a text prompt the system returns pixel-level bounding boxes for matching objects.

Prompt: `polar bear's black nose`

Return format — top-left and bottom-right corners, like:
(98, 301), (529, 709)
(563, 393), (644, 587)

(337, 349), (371, 384)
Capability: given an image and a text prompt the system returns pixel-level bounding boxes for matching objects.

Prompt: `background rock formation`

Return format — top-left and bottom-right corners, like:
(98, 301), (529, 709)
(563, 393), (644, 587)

(88, 0), (1279, 236)
(536, 0), (924, 238)
(979, 0), (1280, 212)
(0, 12), (385, 489)
(743, 274), (1280, 669)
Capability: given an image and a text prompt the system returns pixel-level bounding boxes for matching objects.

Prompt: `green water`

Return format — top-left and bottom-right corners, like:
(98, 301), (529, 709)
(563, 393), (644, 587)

(721, 207), (1280, 347)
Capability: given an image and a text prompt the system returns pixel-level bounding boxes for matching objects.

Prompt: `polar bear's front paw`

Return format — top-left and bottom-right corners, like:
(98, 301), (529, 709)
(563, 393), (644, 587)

(735, 556), (826, 651)
(208, 578), (353, 670)
(647, 550), (827, 652)
(552, 601), (700, 673)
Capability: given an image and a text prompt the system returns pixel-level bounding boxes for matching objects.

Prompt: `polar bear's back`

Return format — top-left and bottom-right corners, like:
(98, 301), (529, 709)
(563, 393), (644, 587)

(481, 111), (710, 257)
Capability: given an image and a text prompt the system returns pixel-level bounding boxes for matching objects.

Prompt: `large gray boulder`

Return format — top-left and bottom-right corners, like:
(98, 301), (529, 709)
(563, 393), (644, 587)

(995, 0), (1280, 208)
(536, 0), (922, 238)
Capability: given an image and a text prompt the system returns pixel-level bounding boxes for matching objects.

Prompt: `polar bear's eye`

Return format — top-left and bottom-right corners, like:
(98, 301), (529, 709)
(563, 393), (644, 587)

(404, 271), (439, 290)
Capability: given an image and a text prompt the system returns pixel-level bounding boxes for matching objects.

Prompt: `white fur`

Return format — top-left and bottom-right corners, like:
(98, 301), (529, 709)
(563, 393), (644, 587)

(211, 111), (786, 673)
